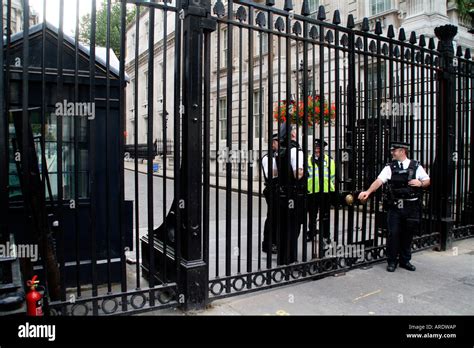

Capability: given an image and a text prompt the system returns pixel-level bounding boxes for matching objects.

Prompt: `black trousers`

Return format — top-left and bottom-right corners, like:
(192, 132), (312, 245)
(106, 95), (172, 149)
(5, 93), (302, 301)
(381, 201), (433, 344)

(277, 192), (303, 265)
(307, 193), (334, 240)
(262, 186), (278, 251)
(386, 201), (421, 265)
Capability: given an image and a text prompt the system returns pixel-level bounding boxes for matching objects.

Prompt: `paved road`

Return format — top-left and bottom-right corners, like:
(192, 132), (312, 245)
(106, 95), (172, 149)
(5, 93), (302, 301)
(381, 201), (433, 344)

(191, 238), (474, 315)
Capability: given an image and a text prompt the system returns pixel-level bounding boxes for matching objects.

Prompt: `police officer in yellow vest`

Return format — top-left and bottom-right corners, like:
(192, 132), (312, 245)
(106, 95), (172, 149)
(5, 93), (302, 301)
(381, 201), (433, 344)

(307, 139), (336, 244)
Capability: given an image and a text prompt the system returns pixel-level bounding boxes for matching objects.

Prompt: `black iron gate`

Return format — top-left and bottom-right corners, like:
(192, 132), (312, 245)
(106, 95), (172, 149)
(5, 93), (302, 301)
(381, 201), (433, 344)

(201, 0), (474, 300)
(1, 0), (473, 315)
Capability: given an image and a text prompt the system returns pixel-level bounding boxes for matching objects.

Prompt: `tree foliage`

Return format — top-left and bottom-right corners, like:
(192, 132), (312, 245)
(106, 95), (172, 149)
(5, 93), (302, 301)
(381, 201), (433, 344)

(79, 1), (136, 59)
(456, 0), (474, 22)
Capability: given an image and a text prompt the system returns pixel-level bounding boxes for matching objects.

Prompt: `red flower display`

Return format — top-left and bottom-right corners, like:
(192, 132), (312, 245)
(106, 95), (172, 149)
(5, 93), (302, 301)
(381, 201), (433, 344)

(273, 96), (336, 126)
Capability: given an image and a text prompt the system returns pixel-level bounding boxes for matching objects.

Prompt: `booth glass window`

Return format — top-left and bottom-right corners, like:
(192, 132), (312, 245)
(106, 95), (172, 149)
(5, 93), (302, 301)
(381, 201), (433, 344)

(8, 108), (90, 202)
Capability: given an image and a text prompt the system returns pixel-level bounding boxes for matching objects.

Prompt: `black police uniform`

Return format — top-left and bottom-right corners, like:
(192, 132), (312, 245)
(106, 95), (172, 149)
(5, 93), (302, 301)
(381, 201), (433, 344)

(276, 137), (306, 265)
(384, 159), (422, 268)
(261, 134), (279, 254)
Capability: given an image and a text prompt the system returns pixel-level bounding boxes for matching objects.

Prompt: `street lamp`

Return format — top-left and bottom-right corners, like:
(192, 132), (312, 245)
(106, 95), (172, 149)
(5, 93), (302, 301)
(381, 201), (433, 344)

(293, 59), (312, 100)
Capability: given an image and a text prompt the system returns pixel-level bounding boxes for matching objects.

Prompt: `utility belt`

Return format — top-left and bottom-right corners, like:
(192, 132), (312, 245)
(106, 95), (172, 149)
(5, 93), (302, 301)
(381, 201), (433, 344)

(384, 197), (420, 209)
(279, 183), (306, 196)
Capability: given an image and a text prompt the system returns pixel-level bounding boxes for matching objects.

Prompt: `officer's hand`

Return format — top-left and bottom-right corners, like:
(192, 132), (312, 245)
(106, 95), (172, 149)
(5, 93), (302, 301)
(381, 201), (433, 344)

(408, 179), (422, 187)
(358, 191), (369, 202)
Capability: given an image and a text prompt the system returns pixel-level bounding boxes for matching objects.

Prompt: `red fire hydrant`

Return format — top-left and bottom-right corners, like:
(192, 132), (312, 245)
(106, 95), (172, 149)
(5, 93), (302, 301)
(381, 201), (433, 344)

(26, 275), (43, 316)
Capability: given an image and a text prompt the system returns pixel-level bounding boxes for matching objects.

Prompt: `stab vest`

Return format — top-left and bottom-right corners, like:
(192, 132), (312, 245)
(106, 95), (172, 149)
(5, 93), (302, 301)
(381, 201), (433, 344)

(387, 160), (420, 200)
(276, 140), (306, 192)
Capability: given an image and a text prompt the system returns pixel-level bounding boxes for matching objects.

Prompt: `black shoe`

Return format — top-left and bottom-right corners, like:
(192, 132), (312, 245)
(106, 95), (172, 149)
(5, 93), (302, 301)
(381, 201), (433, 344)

(399, 262), (416, 271)
(262, 244), (277, 254)
(387, 263), (396, 272)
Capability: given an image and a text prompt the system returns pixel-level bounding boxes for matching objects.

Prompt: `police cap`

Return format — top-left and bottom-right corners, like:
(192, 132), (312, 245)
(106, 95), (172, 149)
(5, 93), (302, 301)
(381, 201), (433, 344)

(389, 141), (410, 151)
(314, 139), (328, 148)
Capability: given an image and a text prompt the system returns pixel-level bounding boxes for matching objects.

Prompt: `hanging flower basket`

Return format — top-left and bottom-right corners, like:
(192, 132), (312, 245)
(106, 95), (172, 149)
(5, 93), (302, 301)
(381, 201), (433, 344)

(273, 96), (336, 127)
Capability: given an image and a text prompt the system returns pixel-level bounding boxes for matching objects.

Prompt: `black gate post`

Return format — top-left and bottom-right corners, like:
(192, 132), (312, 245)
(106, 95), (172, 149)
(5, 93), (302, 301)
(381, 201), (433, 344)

(179, 0), (215, 310)
(434, 25), (457, 251)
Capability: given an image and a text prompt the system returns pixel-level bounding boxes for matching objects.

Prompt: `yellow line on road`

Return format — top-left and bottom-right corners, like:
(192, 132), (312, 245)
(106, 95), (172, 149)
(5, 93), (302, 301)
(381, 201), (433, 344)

(352, 289), (382, 302)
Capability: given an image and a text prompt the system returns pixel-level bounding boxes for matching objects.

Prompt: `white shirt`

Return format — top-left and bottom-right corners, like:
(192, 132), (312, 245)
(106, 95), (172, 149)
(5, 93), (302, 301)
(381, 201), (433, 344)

(261, 154), (278, 180)
(261, 147), (304, 180)
(377, 158), (430, 184)
(290, 147), (305, 175)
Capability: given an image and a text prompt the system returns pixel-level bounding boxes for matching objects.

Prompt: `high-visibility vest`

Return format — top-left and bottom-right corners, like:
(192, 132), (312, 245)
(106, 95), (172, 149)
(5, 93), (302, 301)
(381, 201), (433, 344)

(307, 154), (335, 193)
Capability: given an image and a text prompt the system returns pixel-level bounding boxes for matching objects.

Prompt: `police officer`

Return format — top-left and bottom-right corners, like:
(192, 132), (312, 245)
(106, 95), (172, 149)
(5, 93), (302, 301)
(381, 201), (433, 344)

(261, 133), (279, 254)
(358, 142), (430, 272)
(277, 124), (305, 265)
(307, 139), (336, 245)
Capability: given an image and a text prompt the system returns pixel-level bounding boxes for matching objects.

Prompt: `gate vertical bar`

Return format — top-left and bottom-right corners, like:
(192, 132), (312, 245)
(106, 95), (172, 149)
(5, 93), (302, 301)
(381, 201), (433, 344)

(89, 0), (99, 315)
(464, 52), (474, 225)
(434, 25), (457, 251)
(21, 0), (31, 279)
(73, 0), (81, 297)
(346, 15), (356, 244)
(246, 4), (254, 284)
(119, 0), (128, 311)
(0, 0), (6, 247)
(301, 1), (310, 262)
(180, 0), (215, 310)
(174, 0), (183, 288)
(266, 0), (274, 272)
(105, 0), (112, 293)
(133, 5), (141, 289)
(146, 7), (155, 305)
(225, 0), (233, 293)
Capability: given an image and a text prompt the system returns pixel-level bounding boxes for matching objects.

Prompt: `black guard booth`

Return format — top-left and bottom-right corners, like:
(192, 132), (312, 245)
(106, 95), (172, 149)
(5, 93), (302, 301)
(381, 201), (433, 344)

(3, 22), (132, 296)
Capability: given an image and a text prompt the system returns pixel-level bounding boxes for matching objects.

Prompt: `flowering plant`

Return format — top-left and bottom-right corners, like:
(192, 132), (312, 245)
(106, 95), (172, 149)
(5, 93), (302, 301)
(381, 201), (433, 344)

(273, 95), (336, 126)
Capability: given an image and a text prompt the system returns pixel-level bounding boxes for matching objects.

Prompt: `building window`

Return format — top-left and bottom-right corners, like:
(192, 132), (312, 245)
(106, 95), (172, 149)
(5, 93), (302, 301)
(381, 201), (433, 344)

(144, 19), (149, 42)
(256, 31), (268, 56)
(221, 27), (228, 68)
(367, 63), (387, 117)
(143, 71), (148, 107)
(253, 90), (263, 139)
(369, 0), (391, 16)
(130, 79), (135, 112)
(219, 97), (227, 140)
(159, 63), (164, 101)
(308, 0), (320, 19)
(130, 33), (135, 51)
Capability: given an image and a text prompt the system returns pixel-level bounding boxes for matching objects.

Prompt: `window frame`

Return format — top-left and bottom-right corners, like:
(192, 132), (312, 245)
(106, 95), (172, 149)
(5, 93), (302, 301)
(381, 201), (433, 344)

(218, 97), (227, 141)
(368, 0), (392, 16)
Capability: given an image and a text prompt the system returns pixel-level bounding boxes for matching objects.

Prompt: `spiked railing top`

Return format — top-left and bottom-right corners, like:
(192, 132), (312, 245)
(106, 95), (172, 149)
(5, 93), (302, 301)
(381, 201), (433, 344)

(419, 35), (426, 47)
(465, 48), (471, 60)
(387, 25), (395, 39)
(301, 0), (310, 16)
(361, 17), (369, 32)
(317, 5), (326, 21)
(375, 21), (382, 35)
(429, 38), (436, 50)
(346, 14), (355, 29)
(284, 0), (293, 12)
(398, 28), (406, 41)
(332, 10), (341, 25)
